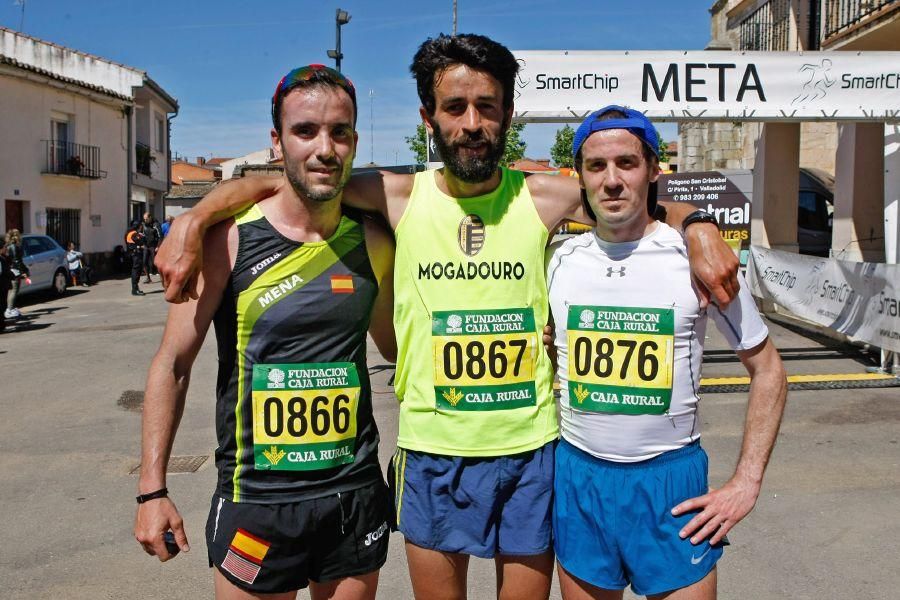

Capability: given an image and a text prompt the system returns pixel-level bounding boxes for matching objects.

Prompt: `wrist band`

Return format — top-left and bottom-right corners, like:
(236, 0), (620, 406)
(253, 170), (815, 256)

(136, 487), (168, 504)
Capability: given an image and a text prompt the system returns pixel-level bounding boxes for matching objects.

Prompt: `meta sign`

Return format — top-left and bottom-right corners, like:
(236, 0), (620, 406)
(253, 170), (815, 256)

(511, 51), (900, 122)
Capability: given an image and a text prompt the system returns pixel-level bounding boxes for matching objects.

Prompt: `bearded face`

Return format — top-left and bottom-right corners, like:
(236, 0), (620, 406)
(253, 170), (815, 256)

(432, 120), (507, 184)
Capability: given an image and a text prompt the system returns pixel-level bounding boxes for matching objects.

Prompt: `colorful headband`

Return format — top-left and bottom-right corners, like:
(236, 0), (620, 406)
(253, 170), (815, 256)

(271, 64), (357, 127)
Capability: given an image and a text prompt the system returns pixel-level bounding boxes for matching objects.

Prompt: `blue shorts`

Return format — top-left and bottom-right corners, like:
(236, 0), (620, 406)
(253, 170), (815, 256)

(388, 442), (554, 559)
(554, 439), (725, 596)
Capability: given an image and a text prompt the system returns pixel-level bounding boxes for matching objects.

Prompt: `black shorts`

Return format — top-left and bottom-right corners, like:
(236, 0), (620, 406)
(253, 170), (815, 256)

(205, 480), (391, 594)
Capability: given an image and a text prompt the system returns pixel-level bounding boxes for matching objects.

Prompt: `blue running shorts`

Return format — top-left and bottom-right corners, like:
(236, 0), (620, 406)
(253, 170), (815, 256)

(554, 438), (725, 596)
(388, 441), (554, 559)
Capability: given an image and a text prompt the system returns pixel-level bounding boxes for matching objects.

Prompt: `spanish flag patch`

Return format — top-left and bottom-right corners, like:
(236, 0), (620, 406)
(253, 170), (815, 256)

(331, 274), (354, 294)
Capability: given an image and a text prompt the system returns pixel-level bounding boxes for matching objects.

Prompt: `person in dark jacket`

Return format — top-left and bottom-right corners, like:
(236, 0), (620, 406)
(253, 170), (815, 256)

(4, 229), (28, 320)
(125, 221), (145, 296)
(0, 239), (14, 332)
(142, 213), (161, 282)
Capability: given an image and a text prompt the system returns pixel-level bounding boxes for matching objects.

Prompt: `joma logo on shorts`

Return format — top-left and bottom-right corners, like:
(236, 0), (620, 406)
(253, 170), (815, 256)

(364, 521), (388, 546)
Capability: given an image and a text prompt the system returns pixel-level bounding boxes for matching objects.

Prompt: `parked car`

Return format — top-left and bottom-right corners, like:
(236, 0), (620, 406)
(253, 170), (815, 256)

(797, 168), (834, 257)
(18, 234), (68, 296)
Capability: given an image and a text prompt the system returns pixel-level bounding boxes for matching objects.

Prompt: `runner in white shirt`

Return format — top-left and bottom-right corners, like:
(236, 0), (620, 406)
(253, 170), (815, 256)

(547, 106), (788, 600)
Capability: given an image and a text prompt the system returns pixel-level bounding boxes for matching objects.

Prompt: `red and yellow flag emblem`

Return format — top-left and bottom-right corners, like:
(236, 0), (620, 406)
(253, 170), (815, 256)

(229, 528), (270, 564)
(331, 274), (354, 294)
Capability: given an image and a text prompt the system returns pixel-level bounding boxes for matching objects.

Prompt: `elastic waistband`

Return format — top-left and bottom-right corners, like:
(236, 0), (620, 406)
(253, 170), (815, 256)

(559, 438), (701, 470)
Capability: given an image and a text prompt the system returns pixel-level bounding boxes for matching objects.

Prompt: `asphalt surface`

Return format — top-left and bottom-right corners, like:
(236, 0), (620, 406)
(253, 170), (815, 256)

(1, 276), (898, 599)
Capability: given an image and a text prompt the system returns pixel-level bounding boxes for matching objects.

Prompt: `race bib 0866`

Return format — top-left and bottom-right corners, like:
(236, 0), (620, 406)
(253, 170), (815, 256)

(251, 362), (359, 471)
(567, 306), (674, 415)
(432, 308), (538, 411)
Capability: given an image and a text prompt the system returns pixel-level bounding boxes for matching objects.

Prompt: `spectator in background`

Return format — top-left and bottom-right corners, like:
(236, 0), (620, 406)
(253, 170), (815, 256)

(141, 212), (161, 282)
(125, 221), (145, 296)
(66, 241), (87, 287)
(4, 229), (28, 320)
(160, 215), (174, 238)
(0, 239), (13, 332)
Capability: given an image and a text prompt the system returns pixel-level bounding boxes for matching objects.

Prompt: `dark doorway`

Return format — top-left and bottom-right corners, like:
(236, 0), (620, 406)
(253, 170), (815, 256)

(5, 200), (24, 232)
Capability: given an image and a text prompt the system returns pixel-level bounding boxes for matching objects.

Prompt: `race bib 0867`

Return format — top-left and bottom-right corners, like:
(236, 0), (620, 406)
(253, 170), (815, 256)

(251, 362), (359, 471)
(432, 308), (538, 411)
(567, 306), (674, 415)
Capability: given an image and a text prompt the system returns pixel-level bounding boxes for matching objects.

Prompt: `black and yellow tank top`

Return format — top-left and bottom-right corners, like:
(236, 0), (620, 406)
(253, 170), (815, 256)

(212, 205), (381, 503)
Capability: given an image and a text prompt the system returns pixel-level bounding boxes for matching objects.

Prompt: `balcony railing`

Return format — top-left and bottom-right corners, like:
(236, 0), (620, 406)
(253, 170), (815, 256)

(42, 140), (105, 179)
(738, 0), (791, 51)
(823, 0), (895, 41)
(136, 142), (153, 176)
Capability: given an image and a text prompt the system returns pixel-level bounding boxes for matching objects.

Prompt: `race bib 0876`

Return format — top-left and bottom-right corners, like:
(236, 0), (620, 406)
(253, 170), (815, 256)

(431, 308), (538, 411)
(251, 362), (359, 471)
(567, 306), (674, 415)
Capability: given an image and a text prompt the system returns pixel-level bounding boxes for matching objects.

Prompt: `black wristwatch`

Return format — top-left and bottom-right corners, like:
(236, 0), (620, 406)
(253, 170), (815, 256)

(682, 209), (719, 230)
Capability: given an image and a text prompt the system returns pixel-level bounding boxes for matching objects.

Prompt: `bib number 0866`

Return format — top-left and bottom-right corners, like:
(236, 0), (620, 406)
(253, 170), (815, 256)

(442, 339), (528, 380)
(572, 336), (660, 382)
(262, 394), (352, 438)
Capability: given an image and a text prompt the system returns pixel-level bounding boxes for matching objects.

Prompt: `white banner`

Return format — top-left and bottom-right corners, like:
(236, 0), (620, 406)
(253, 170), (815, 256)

(511, 51), (900, 122)
(748, 246), (900, 352)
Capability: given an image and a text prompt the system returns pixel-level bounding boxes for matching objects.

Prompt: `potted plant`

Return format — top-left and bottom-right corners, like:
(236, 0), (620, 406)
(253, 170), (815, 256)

(66, 155), (84, 175)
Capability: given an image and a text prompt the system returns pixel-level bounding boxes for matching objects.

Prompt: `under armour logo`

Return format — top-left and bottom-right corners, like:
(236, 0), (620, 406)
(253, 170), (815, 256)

(606, 266), (626, 278)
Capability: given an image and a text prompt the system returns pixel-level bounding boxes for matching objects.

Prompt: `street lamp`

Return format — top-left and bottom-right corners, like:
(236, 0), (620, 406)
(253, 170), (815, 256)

(326, 8), (351, 72)
(369, 89), (375, 164)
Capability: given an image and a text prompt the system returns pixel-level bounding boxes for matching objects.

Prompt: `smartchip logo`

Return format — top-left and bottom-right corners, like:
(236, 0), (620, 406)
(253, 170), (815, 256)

(514, 59), (620, 93)
(792, 59), (835, 105)
(458, 214), (485, 257)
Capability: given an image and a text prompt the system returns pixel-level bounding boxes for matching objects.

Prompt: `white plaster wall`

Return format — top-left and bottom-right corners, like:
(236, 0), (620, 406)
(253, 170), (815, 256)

(0, 28), (144, 98)
(220, 149), (274, 180)
(0, 72), (129, 253)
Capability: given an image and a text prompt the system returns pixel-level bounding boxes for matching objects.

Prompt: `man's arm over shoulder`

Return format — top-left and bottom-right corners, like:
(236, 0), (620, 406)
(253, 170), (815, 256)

(526, 173), (587, 231)
(344, 170), (414, 230)
(134, 221), (234, 562)
(660, 201), (740, 308)
(155, 176), (281, 302)
(363, 216), (397, 362)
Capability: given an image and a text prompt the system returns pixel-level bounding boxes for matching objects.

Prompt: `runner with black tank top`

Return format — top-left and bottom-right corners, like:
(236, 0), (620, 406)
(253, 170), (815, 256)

(135, 65), (396, 600)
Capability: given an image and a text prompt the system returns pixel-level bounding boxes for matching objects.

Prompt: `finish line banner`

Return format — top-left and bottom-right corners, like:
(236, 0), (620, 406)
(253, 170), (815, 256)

(748, 246), (900, 352)
(511, 51), (900, 122)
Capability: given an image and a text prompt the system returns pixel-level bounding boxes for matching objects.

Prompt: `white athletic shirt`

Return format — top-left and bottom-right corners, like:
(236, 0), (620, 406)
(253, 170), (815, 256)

(547, 223), (768, 462)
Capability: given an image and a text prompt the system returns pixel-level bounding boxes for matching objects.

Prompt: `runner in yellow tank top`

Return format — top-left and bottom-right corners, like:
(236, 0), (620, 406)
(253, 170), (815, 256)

(155, 35), (741, 600)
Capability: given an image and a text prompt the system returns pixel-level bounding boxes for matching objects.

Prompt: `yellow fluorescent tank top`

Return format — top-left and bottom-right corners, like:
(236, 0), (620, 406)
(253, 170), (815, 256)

(393, 167), (558, 456)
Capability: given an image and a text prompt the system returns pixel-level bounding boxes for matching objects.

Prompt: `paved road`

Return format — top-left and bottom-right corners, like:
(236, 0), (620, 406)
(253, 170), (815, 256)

(1, 278), (897, 599)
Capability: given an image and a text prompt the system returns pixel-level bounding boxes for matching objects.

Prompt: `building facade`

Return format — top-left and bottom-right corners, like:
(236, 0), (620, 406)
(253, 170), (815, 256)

(678, 0), (899, 262)
(0, 27), (177, 269)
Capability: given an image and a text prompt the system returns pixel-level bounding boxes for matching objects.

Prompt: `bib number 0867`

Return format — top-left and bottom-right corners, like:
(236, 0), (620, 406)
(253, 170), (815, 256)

(262, 394), (352, 438)
(442, 339), (528, 380)
(572, 336), (660, 382)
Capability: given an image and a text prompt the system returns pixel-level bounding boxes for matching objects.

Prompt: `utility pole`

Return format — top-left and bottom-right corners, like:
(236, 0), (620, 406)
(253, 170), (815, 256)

(327, 8), (351, 72)
(369, 90), (376, 164)
(452, 0), (457, 35)
(14, 0), (26, 31)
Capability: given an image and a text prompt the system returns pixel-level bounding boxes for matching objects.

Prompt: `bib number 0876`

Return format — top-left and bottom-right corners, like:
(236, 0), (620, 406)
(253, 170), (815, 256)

(572, 336), (660, 382)
(262, 394), (352, 438)
(442, 338), (528, 380)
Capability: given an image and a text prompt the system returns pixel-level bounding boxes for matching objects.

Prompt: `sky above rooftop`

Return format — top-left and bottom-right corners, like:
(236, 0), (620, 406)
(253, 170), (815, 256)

(1, 0), (713, 164)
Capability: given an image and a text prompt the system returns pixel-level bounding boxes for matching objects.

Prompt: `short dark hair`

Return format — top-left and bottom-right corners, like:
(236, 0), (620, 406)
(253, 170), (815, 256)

(574, 109), (659, 218)
(410, 34), (519, 116)
(271, 65), (358, 134)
